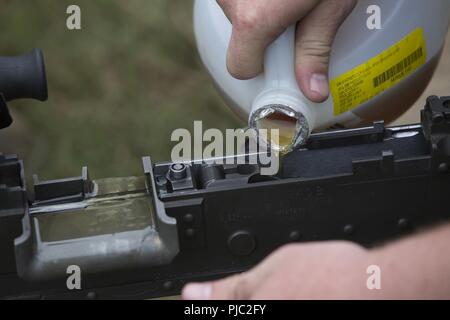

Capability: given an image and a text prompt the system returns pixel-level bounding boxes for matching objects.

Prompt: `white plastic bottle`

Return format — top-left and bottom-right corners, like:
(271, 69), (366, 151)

(194, 0), (450, 152)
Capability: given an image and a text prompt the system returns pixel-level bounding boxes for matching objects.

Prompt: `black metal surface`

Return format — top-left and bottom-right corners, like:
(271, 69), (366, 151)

(32, 167), (93, 205)
(0, 154), (27, 275)
(1, 96), (450, 299)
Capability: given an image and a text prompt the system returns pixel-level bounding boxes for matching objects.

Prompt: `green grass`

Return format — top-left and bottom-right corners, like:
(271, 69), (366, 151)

(0, 0), (242, 179)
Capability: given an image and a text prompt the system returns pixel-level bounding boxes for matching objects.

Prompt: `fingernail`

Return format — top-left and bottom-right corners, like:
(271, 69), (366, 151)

(182, 283), (212, 300)
(309, 73), (329, 98)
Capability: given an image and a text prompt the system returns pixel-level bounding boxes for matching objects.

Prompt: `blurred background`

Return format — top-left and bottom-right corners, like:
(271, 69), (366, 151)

(0, 0), (241, 179)
(0, 0), (449, 180)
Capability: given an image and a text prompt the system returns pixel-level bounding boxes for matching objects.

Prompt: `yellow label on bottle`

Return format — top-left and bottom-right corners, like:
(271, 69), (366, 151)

(330, 28), (427, 116)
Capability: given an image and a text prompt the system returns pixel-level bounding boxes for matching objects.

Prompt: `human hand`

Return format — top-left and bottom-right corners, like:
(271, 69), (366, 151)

(183, 224), (450, 300)
(217, 0), (357, 103)
(182, 242), (374, 300)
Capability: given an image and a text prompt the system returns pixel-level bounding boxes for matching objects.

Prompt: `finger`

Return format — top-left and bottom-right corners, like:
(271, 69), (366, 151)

(182, 244), (301, 300)
(216, 0), (232, 22)
(223, 0), (322, 79)
(182, 274), (253, 300)
(295, 0), (357, 102)
(182, 282), (214, 300)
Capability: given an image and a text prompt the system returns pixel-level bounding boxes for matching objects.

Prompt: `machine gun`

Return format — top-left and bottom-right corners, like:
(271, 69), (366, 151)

(1, 50), (450, 300)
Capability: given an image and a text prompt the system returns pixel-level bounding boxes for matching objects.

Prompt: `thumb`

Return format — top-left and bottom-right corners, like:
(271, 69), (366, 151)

(182, 274), (254, 300)
(295, 0), (357, 103)
(181, 244), (301, 300)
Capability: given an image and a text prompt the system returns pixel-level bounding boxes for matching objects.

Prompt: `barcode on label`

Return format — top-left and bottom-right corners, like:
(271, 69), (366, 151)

(373, 47), (424, 88)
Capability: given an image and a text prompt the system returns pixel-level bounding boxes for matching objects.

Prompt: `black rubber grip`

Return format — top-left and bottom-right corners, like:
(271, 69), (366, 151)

(0, 98), (12, 129)
(0, 49), (48, 102)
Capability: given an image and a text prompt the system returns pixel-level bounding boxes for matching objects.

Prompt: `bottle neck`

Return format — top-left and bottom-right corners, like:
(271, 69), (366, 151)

(249, 25), (316, 151)
(250, 90), (315, 151)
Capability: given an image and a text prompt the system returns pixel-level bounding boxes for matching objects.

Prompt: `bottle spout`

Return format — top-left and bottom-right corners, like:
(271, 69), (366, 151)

(249, 103), (311, 153)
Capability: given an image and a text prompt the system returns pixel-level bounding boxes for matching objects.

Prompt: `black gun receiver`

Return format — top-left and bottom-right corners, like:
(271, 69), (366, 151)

(1, 50), (450, 300)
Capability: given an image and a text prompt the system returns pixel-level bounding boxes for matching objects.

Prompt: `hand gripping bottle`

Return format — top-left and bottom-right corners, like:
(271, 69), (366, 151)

(194, 0), (450, 152)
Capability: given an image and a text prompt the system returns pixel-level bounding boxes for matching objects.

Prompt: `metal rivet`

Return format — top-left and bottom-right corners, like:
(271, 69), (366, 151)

(183, 213), (195, 224)
(163, 281), (174, 291)
(343, 225), (354, 235)
(86, 292), (97, 300)
(398, 218), (409, 229)
(438, 163), (448, 173)
(289, 231), (302, 242)
(156, 176), (167, 186)
(185, 228), (196, 238)
(228, 231), (256, 256)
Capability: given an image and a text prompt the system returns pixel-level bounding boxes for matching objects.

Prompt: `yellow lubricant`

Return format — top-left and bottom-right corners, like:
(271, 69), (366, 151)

(256, 112), (299, 153)
(194, 0), (450, 151)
